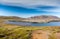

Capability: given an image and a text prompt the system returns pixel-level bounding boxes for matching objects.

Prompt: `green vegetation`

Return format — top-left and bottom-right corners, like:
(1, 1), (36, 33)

(0, 24), (60, 39)
(0, 16), (60, 39)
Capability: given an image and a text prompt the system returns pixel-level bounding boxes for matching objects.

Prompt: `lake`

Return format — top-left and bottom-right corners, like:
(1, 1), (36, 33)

(5, 21), (60, 26)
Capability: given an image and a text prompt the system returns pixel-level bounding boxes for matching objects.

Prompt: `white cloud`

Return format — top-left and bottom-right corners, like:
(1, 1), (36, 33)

(37, 7), (60, 13)
(0, 0), (60, 13)
(0, 0), (60, 7)
(44, 9), (60, 13)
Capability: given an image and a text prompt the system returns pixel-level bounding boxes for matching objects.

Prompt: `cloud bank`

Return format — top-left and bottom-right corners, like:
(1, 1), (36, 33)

(0, 0), (60, 17)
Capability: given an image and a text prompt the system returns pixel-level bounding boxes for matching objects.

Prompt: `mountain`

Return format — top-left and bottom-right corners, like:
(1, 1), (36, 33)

(0, 16), (25, 19)
(23, 15), (60, 23)
(0, 16), (25, 22)
(29, 15), (59, 19)
(0, 15), (60, 23)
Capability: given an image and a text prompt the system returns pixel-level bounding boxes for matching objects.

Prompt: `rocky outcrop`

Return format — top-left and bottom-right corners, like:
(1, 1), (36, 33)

(23, 15), (60, 23)
(0, 15), (60, 23)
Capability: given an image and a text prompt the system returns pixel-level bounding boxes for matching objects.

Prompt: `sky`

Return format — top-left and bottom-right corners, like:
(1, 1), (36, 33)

(0, 0), (60, 18)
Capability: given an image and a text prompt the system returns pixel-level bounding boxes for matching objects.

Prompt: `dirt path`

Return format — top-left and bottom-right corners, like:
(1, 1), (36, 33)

(56, 33), (60, 39)
(31, 30), (50, 39)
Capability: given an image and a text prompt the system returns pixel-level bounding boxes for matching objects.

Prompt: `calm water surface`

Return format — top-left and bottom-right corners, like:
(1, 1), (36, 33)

(6, 21), (60, 26)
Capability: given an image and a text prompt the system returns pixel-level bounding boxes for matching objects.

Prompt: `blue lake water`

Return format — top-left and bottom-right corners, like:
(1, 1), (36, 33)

(6, 21), (60, 26)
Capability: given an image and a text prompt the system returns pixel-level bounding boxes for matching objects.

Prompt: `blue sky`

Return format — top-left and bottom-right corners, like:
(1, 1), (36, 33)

(0, 0), (60, 18)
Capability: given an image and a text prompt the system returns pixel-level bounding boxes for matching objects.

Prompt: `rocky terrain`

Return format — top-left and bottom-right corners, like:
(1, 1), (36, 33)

(0, 16), (60, 39)
(0, 15), (60, 23)
(23, 15), (60, 23)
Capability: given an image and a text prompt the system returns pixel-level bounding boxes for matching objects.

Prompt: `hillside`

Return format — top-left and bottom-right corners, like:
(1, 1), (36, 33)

(0, 16), (25, 23)
(23, 15), (60, 23)
(0, 16), (60, 39)
(29, 15), (59, 19)
(0, 15), (60, 23)
(0, 24), (60, 39)
(0, 16), (23, 19)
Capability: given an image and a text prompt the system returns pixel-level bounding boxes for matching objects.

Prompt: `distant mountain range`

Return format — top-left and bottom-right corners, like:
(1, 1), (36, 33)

(23, 15), (60, 23)
(28, 15), (59, 19)
(0, 15), (60, 23)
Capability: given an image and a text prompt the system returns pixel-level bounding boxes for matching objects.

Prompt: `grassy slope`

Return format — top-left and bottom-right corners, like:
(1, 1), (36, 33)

(0, 19), (60, 39)
(0, 24), (60, 39)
